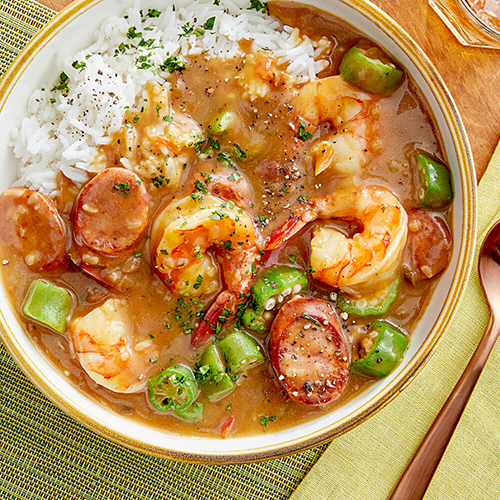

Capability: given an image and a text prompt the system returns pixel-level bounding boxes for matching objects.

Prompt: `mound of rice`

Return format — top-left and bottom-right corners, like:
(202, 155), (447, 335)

(12, 0), (331, 195)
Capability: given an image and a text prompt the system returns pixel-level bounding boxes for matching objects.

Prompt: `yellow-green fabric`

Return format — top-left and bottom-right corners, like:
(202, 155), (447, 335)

(290, 142), (500, 499)
(0, 2), (330, 499)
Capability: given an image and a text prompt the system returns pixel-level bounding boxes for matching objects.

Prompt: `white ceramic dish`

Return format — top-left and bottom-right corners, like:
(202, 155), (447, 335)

(0, 0), (476, 463)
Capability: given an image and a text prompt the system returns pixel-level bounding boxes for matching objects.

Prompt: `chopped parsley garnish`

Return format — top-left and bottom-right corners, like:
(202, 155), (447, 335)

(179, 22), (194, 38)
(302, 313), (321, 326)
(51, 72), (70, 93)
(226, 404), (232, 411)
(113, 182), (131, 195)
(163, 115), (174, 123)
(297, 195), (308, 204)
(194, 180), (209, 194)
(249, 0), (268, 14)
(208, 137), (220, 151)
(134, 253), (142, 258)
(234, 144), (247, 159)
(260, 415), (276, 427)
(203, 16), (216, 30)
(160, 54), (186, 73)
(217, 152), (236, 169)
(194, 28), (205, 37)
(289, 254), (296, 263)
(193, 275), (204, 290)
(297, 120), (313, 141)
(135, 55), (155, 69)
(146, 8), (161, 18)
(152, 175), (165, 188)
(228, 172), (241, 182)
(210, 210), (225, 221)
(177, 298), (187, 309)
(127, 26), (142, 39)
(71, 60), (86, 72)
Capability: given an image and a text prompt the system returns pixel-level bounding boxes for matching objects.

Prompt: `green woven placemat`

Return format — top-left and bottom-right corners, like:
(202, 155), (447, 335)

(0, 2), (327, 499)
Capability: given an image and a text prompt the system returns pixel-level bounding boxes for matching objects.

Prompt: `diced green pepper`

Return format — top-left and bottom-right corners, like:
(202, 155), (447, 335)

(218, 330), (264, 374)
(352, 320), (409, 378)
(148, 364), (197, 412)
(208, 110), (234, 135)
(339, 46), (403, 95)
(175, 402), (203, 423)
(338, 278), (399, 317)
(416, 153), (454, 208)
(242, 266), (308, 332)
(22, 279), (72, 334)
(195, 345), (234, 402)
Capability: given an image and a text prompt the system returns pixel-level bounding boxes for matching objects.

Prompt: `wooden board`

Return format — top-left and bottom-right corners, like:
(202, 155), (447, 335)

(36, 0), (500, 181)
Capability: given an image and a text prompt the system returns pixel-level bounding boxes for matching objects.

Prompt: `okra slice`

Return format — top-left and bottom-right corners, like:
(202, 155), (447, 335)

(352, 320), (409, 378)
(338, 278), (399, 317)
(208, 110), (234, 135)
(339, 46), (403, 95)
(242, 266), (308, 332)
(218, 330), (264, 374)
(416, 153), (454, 209)
(148, 364), (197, 412)
(195, 344), (234, 402)
(175, 402), (203, 423)
(22, 279), (72, 334)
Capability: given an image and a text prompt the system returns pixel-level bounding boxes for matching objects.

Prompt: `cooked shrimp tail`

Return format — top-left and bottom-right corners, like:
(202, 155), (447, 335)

(191, 290), (237, 347)
(265, 208), (314, 251)
(191, 246), (261, 347)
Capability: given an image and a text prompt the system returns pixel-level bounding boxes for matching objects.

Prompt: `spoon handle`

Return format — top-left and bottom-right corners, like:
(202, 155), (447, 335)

(389, 314), (499, 500)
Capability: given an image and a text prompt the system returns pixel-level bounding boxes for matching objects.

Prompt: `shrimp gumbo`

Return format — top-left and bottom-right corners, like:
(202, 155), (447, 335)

(0, 1), (454, 438)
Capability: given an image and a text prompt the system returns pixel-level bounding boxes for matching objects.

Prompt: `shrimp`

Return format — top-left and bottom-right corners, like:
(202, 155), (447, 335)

(97, 82), (201, 188)
(265, 185), (407, 295)
(151, 194), (261, 345)
(69, 298), (158, 393)
(293, 75), (379, 176)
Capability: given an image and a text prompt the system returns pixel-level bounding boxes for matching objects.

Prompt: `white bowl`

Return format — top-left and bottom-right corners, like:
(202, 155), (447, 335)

(0, 0), (476, 463)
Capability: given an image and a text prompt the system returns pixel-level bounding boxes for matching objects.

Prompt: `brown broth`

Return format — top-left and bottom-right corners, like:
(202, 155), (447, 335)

(0, 1), (451, 438)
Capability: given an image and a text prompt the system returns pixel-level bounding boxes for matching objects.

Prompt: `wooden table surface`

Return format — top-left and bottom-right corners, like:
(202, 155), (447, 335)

(36, 0), (500, 182)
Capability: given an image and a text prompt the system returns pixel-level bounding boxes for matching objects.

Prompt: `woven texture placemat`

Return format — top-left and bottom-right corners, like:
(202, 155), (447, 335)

(0, 1), (328, 499)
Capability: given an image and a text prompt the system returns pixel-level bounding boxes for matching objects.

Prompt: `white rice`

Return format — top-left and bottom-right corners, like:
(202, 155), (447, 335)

(12, 0), (331, 196)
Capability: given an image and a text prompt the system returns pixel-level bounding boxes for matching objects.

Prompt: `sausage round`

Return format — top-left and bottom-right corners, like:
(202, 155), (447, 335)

(270, 296), (350, 406)
(73, 168), (149, 256)
(404, 208), (452, 283)
(0, 187), (67, 272)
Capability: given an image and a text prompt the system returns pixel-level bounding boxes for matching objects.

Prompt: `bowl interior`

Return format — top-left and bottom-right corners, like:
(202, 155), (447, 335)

(0, 0), (475, 462)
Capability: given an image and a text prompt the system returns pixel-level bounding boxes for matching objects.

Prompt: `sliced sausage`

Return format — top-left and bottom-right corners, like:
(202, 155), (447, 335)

(0, 187), (67, 271)
(73, 168), (149, 256)
(403, 208), (452, 284)
(270, 296), (350, 406)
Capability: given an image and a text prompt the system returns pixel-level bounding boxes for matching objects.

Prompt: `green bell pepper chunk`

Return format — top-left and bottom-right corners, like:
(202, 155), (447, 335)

(22, 279), (72, 334)
(416, 153), (454, 209)
(339, 46), (403, 95)
(175, 402), (203, 423)
(148, 364), (197, 412)
(208, 110), (234, 135)
(338, 278), (399, 317)
(195, 344), (235, 402)
(242, 266), (308, 332)
(218, 330), (264, 374)
(352, 321), (409, 378)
